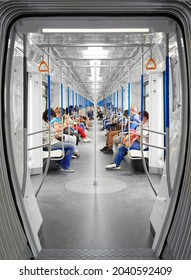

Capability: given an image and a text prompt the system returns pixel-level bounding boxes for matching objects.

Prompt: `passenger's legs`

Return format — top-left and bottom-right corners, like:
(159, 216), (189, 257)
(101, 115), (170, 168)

(113, 134), (126, 152)
(130, 140), (140, 150)
(51, 142), (74, 170)
(74, 125), (86, 138)
(114, 145), (128, 167)
(62, 142), (75, 169)
(107, 130), (120, 149)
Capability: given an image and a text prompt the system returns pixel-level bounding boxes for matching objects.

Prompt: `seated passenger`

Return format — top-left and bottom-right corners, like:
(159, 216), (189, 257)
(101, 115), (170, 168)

(100, 108), (113, 131)
(100, 106), (140, 154)
(105, 110), (149, 170)
(113, 110), (141, 152)
(88, 107), (94, 120)
(51, 107), (79, 157)
(42, 108), (75, 172)
(65, 108), (92, 142)
(79, 115), (91, 130)
(104, 107), (123, 131)
(97, 107), (104, 120)
(50, 107), (79, 147)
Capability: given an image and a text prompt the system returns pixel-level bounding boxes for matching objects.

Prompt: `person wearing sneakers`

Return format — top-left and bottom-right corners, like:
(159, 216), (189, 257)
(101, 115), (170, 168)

(42, 109), (75, 173)
(100, 106), (140, 154)
(105, 111), (149, 170)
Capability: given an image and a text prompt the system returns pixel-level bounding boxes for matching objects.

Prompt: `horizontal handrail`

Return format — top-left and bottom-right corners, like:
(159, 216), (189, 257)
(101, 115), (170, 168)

(143, 127), (166, 136)
(142, 142), (166, 150)
(27, 129), (48, 136)
(27, 143), (50, 151)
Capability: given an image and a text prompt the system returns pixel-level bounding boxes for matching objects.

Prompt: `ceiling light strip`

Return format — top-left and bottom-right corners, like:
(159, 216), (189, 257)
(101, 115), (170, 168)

(42, 28), (149, 33)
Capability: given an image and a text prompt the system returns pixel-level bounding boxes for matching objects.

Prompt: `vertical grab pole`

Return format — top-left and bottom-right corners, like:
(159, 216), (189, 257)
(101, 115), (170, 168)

(59, 68), (64, 155)
(128, 82), (131, 115)
(36, 51), (51, 197)
(128, 67), (131, 117)
(116, 89), (119, 111)
(72, 89), (74, 112)
(121, 87), (124, 133)
(140, 75), (144, 121)
(113, 87), (115, 108)
(47, 52), (51, 122)
(60, 69), (64, 116)
(76, 92), (78, 111)
(121, 86), (124, 113)
(93, 61), (97, 186)
(165, 34), (172, 196)
(79, 94), (81, 108)
(21, 33), (28, 197)
(60, 83), (64, 115)
(67, 86), (70, 115)
(140, 49), (157, 196)
(127, 69), (131, 155)
(127, 68), (131, 145)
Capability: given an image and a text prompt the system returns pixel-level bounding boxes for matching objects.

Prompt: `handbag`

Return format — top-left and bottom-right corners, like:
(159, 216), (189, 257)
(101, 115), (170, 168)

(63, 127), (80, 145)
(121, 130), (139, 148)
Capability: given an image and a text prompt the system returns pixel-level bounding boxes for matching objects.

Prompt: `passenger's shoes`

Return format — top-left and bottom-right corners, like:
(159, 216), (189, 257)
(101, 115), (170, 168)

(103, 149), (113, 154)
(100, 146), (108, 152)
(100, 128), (104, 131)
(81, 138), (92, 142)
(73, 150), (80, 157)
(60, 168), (75, 173)
(105, 163), (120, 170)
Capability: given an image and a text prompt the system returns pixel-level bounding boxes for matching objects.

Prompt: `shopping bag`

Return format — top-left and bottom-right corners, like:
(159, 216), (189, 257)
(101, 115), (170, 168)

(121, 130), (139, 148)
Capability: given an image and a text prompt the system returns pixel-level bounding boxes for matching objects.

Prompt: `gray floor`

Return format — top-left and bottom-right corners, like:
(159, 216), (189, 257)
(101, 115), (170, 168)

(32, 120), (160, 252)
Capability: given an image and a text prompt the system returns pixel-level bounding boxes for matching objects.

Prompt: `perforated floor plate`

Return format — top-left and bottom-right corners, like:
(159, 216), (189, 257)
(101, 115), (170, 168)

(37, 248), (158, 260)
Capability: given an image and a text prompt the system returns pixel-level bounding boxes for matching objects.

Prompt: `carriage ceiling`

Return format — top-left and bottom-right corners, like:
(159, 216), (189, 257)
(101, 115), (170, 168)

(16, 17), (176, 101)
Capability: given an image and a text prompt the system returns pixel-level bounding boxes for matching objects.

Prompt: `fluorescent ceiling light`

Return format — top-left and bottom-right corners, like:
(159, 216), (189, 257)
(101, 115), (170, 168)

(82, 48), (108, 82)
(42, 28), (149, 33)
(82, 47), (109, 59)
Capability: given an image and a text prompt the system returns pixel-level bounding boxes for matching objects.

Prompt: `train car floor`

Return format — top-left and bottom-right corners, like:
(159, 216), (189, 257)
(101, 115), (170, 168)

(31, 119), (160, 259)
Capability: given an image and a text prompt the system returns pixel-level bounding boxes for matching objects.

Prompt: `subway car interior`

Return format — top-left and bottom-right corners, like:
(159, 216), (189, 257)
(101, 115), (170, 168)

(0, 0), (191, 260)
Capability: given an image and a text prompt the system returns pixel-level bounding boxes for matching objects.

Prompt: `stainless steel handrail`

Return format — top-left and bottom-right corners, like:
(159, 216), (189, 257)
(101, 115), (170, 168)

(27, 143), (51, 151)
(35, 122), (51, 197)
(27, 129), (47, 137)
(140, 120), (158, 196)
(142, 142), (166, 150)
(27, 123), (65, 196)
(21, 33), (28, 197)
(143, 128), (166, 136)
